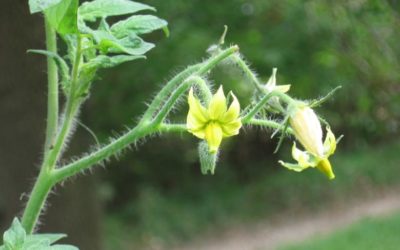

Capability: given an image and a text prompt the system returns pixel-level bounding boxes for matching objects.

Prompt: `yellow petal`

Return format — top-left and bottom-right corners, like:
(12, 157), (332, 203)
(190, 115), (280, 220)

(279, 160), (310, 172)
(291, 142), (313, 168)
(188, 88), (208, 123)
(323, 127), (336, 157)
(220, 92), (240, 123)
(205, 122), (223, 153)
(191, 129), (205, 139)
(208, 86), (227, 120)
(221, 119), (242, 137)
(276, 84), (291, 93)
(316, 159), (335, 180)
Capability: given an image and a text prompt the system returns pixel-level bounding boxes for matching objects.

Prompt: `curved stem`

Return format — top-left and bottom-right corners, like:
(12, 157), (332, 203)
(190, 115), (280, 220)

(140, 64), (202, 123)
(21, 45), (240, 233)
(53, 46), (240, 184)
(232, 54), (264, 92)
(43, 19), (59, 152)
(152, 76), (203, 124)
(52, 123), (158, 183)
(233, 54), (296, 106)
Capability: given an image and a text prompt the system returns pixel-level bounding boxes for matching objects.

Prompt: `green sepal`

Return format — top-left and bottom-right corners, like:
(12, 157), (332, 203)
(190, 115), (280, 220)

(198, 141), (218, 175)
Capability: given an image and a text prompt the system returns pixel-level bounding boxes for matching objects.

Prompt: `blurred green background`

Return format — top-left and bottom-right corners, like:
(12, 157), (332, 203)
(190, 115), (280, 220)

(1, 0), (399, 249)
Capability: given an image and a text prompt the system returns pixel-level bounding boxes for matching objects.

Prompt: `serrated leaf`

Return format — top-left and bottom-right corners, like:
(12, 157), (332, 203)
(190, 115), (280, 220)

(29, 0), (63, 14)
(3, 218), (26, 250)
(86, 55), (145, 69)
(111, 15), (168, 38)
(110, 35), (154, 55)
(79, 0), (155, 22)
(90, 30), (154, 56)
(25, 234), (67, 245)
(44, 0), (78, 35)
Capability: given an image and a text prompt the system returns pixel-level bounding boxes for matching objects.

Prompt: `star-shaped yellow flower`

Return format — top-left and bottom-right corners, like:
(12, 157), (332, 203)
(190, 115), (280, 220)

(187, 86), (242, 153)
(279, 106), (337, 179)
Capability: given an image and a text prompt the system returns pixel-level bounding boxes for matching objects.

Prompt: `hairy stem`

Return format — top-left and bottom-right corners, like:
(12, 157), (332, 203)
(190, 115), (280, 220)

(21, 169), (55, 233)
(21, 44), (239, 233)
(247, 118), (294, 134)
(54, 46), (239, 183)
(233, 54), (296, 106)
(21, 33), (84, 233)
(141, 64), (202, 123)
(43, 19), (59, 152)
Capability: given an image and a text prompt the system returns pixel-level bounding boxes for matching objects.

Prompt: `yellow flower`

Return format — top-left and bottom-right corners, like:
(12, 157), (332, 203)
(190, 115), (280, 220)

(279, 106), (337, 179)
(187, 86), (242, 153)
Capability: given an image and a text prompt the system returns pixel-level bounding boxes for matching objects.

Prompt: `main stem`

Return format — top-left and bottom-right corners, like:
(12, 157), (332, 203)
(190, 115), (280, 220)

(21, 26), (83, 234)
(43, 19), (59, 152)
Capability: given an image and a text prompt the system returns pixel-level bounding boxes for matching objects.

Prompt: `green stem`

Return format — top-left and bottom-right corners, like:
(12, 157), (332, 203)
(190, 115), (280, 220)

(195, 78), (212, 103)
(21, 44), (239, 233)
(159, 123), (187, 133)
(45, 35), (83, 170)
(141, 45), (239, 123)
(54, 46), (240, 183)
(141, 64), (202, 123)
(246, 118), (294, 134)
(232, 54), (264, 92)
(21, 33), (84, 233)
(233, 54), (296, 106)
(152, 76), (204, 124)
(43, 19), (59, 152)
(241, 92), (275, 122)
(21, 170), (55, 233)
(53, 123), (158, 183)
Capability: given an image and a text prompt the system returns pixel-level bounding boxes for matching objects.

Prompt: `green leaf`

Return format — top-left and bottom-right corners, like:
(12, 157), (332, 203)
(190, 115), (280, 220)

(111, 15), (168, 38)
(86, 55), (145, 69)
(46, 245), (79, 250)
(3, 218), (26, 250)
(25, 234), (67, 246)
(79, 0), (155, 22)
(90, 30), (154, 56)
(44, 0), (78, 34)
(29, 0), (63, 14)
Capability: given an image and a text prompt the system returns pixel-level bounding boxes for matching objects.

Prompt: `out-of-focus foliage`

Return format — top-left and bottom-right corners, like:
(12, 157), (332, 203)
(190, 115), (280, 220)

(89, 0), (400, 143)
(281, 209), (400, 250)
(83, 0), (400, 246)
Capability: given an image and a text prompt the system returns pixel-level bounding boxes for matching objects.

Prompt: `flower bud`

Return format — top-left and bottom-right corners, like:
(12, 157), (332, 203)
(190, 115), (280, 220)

(289, 105), (324, 157)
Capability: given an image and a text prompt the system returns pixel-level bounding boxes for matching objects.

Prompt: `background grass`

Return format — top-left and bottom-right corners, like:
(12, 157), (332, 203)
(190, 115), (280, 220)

(280, 210), (400, 250)
(105, 140), (400, 248)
